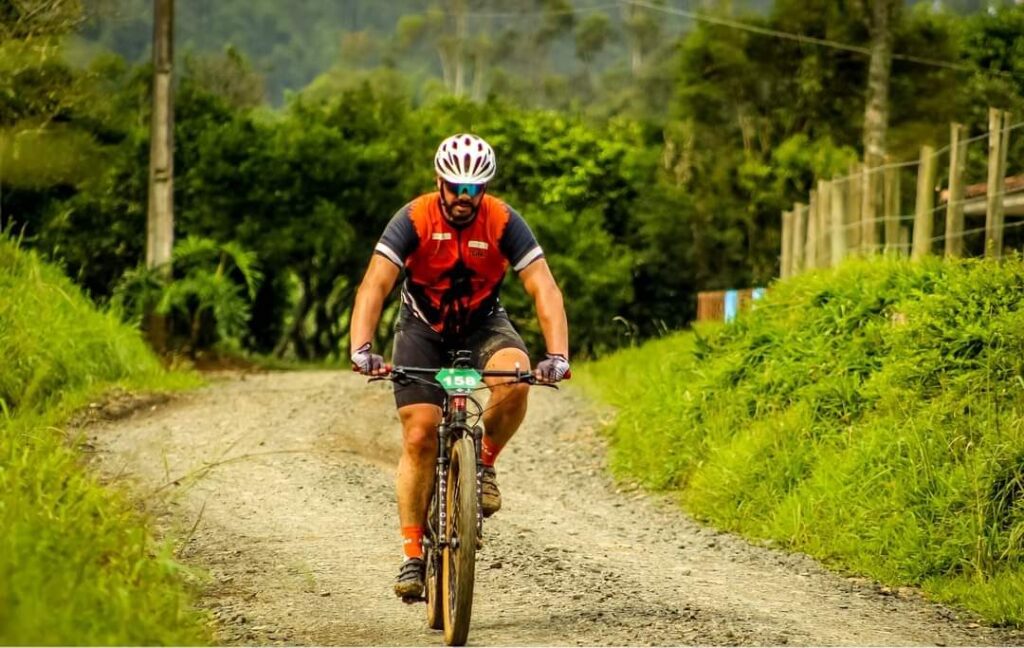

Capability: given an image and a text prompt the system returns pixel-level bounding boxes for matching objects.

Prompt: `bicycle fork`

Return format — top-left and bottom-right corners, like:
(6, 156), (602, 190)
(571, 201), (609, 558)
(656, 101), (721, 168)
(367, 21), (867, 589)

(472, 424), (483, 540)
(434, 422), (451, 550)
(431, 417), (484, 551)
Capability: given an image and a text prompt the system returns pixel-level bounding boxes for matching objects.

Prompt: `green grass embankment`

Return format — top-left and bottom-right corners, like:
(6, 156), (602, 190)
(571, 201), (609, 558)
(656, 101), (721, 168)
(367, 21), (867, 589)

(580, 256), (1024, 625)
(0, 238), (209, 645)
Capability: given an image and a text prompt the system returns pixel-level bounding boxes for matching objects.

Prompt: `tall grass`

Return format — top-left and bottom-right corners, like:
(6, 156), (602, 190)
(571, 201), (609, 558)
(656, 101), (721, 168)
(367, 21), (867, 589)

(0, 238), (209, 644)
(581, 256), (1024, 625)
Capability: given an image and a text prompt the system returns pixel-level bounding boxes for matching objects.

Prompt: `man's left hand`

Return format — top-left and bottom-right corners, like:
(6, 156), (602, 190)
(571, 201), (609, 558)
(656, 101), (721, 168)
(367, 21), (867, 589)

(536, 353), (570, 383)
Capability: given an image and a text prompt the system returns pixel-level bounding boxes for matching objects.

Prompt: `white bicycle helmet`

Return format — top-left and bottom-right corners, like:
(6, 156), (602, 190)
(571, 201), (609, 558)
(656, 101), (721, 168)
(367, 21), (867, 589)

(434, 133), (497, 184)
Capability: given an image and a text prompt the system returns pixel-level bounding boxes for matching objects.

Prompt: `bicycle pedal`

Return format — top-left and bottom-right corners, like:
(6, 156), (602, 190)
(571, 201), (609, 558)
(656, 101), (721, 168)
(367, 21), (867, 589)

(401, 594), (425, 605)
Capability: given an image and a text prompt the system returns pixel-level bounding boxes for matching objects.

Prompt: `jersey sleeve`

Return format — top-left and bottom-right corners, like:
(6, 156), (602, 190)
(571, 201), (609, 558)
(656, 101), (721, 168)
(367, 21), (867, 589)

(374, 204), (418, 268)
(500, 207), (544, 272)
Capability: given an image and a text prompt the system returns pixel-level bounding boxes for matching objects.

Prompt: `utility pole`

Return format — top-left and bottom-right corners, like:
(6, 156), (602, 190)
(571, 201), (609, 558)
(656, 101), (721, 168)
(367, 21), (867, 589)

(146, 0), (175, 350)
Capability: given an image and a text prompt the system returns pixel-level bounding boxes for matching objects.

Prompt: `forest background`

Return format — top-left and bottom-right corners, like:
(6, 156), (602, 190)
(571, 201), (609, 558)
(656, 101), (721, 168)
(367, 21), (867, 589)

(2, 0), (1023, 360)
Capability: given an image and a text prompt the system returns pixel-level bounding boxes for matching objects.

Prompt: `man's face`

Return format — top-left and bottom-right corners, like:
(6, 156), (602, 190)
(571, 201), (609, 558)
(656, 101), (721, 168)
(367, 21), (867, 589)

(439, 178), (486, 223)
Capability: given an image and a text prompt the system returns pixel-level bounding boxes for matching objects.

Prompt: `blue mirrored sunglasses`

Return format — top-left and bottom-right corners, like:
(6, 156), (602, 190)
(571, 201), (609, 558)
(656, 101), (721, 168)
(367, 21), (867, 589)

(444, 181), (486, 197)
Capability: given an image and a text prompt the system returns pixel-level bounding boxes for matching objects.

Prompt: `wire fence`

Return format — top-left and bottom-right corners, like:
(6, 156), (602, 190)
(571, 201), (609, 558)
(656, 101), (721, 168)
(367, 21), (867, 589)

(802, 181), (1024, 248)
(701, 217), (1024, 324)
(780, 109), (1024, 279)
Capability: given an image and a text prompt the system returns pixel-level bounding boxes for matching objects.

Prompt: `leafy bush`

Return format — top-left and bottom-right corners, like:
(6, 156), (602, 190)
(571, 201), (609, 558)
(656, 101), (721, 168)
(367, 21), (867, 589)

(582, 255), (1024, 625)
(112, 236), (262, 354)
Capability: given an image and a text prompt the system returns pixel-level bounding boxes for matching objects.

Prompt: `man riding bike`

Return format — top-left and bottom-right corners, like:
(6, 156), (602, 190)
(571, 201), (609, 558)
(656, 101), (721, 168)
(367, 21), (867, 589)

(349, 133), (571, 599)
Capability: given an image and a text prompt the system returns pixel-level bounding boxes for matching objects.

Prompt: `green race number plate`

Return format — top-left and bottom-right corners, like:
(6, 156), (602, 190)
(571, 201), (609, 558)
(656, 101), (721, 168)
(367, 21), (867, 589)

(435, 368), (483, 393)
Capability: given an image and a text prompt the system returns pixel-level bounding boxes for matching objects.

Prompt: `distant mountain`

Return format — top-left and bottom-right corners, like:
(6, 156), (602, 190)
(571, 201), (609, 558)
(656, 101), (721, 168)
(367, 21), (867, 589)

(76, 0), (997, 104)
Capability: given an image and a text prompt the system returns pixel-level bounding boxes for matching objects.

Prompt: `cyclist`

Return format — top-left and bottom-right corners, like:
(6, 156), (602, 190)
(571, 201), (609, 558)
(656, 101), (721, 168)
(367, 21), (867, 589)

(349, 133), (570, 599)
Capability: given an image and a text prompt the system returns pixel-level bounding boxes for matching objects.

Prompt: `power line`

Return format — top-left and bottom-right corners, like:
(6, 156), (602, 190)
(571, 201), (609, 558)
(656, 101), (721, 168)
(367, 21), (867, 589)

(622, 0), (1000, 76)
(455, 0), (1011, 79)
(459, 2), (620, 19)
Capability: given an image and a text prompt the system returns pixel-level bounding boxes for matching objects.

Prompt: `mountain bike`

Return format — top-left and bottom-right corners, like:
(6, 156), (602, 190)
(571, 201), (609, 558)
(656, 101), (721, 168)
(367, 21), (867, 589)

(368, 349), (564, 646)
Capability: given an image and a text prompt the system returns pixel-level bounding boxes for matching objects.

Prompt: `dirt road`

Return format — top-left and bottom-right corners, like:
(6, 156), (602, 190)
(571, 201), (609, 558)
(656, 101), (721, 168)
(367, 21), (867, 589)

(88, 371), (1022, 646)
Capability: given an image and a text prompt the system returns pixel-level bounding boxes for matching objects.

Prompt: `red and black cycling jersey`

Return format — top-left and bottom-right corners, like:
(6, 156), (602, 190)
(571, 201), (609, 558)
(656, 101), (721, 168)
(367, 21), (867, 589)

(374, 192), (544, 336)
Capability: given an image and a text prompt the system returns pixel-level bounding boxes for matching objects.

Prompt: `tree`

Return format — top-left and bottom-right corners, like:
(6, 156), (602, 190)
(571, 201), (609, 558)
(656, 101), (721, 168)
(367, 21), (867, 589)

(533, 0), (575, 100)
(0, 0), (115, 236)
(393, 9), (456, 95)
(450, 0), (468, 96)
(183, 46), (266, 109)
(0, 0), (83, 41)
(621, 0), (662, 76)
(960, 2), (1024, 103)
(574, 11), (613, 95)
(338, 30), (380, 69)
(860, 0), (900, 167)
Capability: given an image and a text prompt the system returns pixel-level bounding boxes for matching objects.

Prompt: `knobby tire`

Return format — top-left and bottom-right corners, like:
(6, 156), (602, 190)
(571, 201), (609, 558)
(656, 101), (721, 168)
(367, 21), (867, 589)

(442, 435), (477, 646)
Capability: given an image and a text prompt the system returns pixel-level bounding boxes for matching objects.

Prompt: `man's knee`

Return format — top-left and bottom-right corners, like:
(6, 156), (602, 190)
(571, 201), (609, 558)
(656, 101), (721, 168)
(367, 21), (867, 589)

(485, 347), (531, 409)
(399, 405), (441, 458)
(486, 347), (531, 373)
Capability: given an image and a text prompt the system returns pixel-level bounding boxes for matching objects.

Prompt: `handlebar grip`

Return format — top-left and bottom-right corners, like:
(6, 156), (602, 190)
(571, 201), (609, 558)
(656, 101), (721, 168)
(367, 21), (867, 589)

(353, 363), (394, 375)
(563, 369), (572, 380)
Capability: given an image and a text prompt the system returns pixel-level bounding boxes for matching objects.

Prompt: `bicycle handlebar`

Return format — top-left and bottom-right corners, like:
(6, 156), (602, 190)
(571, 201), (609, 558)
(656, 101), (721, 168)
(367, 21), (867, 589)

(357, 364), (570, 387)
(394, 367), (554, 383)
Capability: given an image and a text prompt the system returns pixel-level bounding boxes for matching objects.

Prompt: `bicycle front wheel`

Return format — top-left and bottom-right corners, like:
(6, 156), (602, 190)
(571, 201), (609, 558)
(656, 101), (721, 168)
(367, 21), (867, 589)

(442, 435), (478, 646)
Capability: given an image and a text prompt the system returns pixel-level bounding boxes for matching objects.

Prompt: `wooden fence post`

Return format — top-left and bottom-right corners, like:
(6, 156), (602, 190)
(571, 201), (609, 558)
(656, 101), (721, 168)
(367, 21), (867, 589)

(818, 179), (832, 268)
(806, 189), (819, 269)
(792, 202), (807, 274)
(847, 165), (862, 254)
(830, 177), (847, 266)
(912, 145), (938, 260)
(781, 210), (793, 278)
(945, 123), (968, 258)
(861, 164), (878, 255)
(883, 163), (901, 255)
(985, 108), (1010, 258)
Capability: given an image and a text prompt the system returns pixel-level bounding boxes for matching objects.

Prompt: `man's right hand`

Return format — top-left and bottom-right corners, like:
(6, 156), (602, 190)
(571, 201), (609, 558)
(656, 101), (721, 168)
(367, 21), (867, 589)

(351, 342), (386, 375)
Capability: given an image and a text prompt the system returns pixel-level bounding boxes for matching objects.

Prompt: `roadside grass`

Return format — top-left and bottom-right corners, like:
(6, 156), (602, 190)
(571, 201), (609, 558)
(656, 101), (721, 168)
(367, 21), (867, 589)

(579, 255), (1024, 626)
(0, 238), (210, 644)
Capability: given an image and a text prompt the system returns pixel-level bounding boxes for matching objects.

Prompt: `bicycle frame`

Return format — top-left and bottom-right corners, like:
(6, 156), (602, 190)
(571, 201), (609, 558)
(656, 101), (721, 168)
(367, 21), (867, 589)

(429, 352), (530, 547)
(364, 351), (558, 643)
(377, 351), (541, 551)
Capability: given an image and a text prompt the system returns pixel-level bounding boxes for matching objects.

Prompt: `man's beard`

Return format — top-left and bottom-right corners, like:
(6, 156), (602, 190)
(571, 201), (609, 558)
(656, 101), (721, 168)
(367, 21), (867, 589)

(448, 200), (476, 224)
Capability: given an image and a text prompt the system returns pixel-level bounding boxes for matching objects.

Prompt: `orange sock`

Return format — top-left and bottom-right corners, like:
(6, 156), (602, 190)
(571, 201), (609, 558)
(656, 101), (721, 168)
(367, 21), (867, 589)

(402, 526), (424, 560)
(481, 435), (502, 467)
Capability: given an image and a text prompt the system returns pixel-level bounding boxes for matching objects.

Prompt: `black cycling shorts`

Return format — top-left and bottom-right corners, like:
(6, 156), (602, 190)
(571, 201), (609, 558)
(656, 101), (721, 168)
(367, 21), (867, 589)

(391, 308), (530, 409)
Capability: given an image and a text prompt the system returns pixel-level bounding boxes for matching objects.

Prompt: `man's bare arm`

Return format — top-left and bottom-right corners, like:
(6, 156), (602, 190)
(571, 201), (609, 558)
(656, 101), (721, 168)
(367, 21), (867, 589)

(350, 255), (401, 355)
(519, 259), (569, 358)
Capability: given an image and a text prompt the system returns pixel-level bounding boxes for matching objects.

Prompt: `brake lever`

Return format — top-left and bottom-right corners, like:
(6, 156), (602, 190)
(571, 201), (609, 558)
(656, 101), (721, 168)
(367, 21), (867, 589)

(368, 367), (399, 384)
(521, 375), (558, 390)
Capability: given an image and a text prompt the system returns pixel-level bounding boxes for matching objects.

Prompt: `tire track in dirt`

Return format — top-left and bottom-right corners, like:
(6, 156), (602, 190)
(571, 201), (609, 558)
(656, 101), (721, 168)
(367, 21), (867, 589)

(87, 371), (1023, 646)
